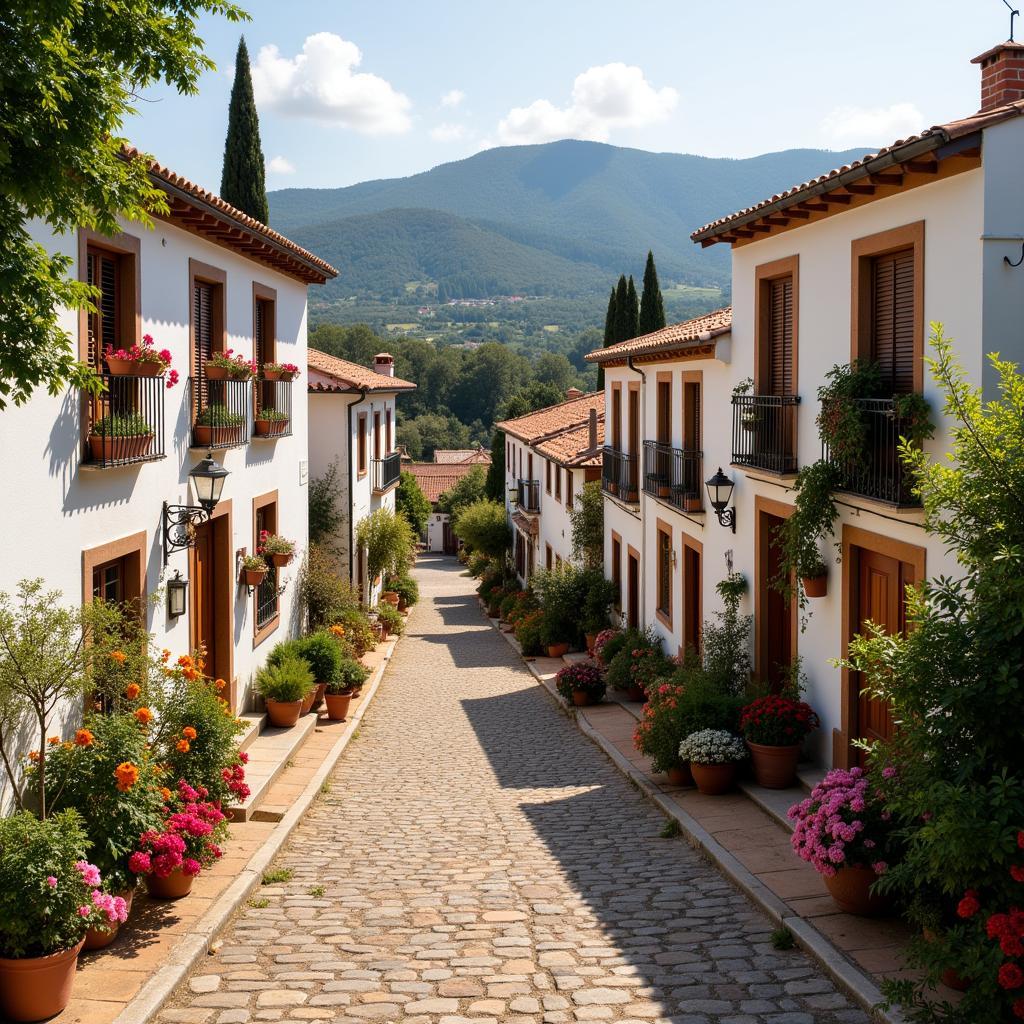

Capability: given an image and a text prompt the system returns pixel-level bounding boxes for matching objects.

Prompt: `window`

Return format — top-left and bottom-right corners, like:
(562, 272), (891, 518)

(254, 499), (279, 634)
(190, 261), (228, 433)
(611, 533), (622, 609)
(554, 463), (561, 502)
(254, 288), (276, 417)
(755, 256), (798, 396)
(92, 557), (127, 605)
(86, 250), (122, 368)
(612, 385), (622, 450)
(386, 409), (393, 453)
(657, 378), (671, 443)
(656, 525), (672, 622)
(546, 544), (553, 570)
(870, 250), (915, 394)
(683, 378), (701, 450)
(358, 414), (367, 475)
(566, 468), (573, 509)
(374, 411), (381, 461)
(546, 459), (552, 494)
(682, 536), (702, 656)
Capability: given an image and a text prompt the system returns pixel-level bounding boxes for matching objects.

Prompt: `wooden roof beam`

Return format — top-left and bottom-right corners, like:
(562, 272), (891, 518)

(799, 201), (828, 212)
(765, 215), (791, 226)
(821, 193), (853, 205)
(868, 172), (904, 186)
(844, 183), (876, 195)
(903, 159), (938, 174)
(784, 208), (811, 219)
(749, 222), (772, 233)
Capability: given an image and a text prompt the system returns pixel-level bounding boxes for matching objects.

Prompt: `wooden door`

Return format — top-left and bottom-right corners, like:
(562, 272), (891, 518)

(682, 545), (701, 657)
(627, 552), (640, 629)
(192, 522), (216, 671)
(758, 511), (794, 690)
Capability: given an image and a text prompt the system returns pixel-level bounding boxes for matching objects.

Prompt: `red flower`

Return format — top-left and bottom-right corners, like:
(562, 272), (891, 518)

(1012, 865), (1024, 884)
(1000, 963), (1024, 990)
(957, 890), (981, 919)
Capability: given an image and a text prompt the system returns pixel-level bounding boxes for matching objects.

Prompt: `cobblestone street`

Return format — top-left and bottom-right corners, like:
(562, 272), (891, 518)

(161, 555), (868, 1024)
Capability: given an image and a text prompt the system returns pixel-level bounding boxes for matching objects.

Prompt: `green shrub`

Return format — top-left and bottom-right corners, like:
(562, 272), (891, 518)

(326, 658), (370, 694)
(581, 569), (618, 636)
(294, 631), (344, 683)
(256, 654), (313, 703)
(605, 628), (663, 691)
(299, 543), (362, 630)
(388, 573), (419, 607)
(514, 609), (544, 656)
(195, 403), (243, 427)
(532, 565), (589, 648)
(356, 508), (414, 583)
(332, 608), (376, 656)
(452, 499), (510, 558)
(377, 603), (404, 636)
(91, 411), (153, 436)
(466, 551), (492, 577)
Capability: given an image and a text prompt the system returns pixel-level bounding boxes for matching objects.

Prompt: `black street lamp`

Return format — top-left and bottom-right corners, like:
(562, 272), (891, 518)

(163, 453), (230, 563)
(705, 466), (736, 533)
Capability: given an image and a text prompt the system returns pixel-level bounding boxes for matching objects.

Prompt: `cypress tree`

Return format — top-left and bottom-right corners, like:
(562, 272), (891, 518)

(625, 275), (640, 340)
(613, 274), (630, 344)
(597, 286), (616, 390)
(220, 37), (269, 223)
(638, 250), (666, 336)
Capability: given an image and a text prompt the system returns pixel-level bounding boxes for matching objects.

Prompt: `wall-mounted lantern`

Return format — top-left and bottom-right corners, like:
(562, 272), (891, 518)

(163, 453), (230, 563)
(166, 571), (188, 618)
(705, 466), (736, 533)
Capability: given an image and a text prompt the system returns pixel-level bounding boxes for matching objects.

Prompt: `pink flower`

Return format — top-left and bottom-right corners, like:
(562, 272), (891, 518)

(181, 858), (202, 877)
(872, 861), (888, 875)
(881, 766), (896, 779)
(128, 851), (152, 874)
(78, 906), (91, 917)
(75, 861), (102, 887)
(46, 876), (57, 889)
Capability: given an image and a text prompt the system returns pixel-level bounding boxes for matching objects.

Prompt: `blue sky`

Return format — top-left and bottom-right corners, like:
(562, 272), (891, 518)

(128, 0), (1009, 194)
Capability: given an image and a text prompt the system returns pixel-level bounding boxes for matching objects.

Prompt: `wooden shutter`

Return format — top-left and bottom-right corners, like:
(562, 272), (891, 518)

(767, 276), (793, 396)
(194, 282), (213, 412)
(87, 249), (119, 370)
(871, 250), (915, 394)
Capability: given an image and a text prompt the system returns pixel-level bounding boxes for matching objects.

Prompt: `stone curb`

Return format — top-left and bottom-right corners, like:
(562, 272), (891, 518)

(483, 609), (903, 1024)
(111, 634), (400, 1024)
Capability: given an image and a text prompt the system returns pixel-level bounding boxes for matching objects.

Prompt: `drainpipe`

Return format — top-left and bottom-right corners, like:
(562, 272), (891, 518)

(626, 355), (647, 628)
(347, 387), (370, 594)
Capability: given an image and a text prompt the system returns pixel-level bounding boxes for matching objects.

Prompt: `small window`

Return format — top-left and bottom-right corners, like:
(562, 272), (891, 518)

(612, 536), (622, 609)
(92, 557), (127, 605)
(374, 411), (381, 461)
(254, 295), (276, 417)
(566, 468), (573, 509)
(546, 460), (552, 494)
(358, 415), (367, 475)
(546, 544), (553, 570)
(554, 463), (562, 502)
(255, 502), (279, 632)
(657, 528), (671, 617)
(386, 409), (393, 453)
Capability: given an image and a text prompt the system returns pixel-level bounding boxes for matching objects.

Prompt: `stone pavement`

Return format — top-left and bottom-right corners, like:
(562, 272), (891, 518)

(160, 554), (869, 1024)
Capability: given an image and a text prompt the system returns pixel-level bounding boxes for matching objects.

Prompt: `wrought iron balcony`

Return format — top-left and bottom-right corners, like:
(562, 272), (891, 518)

(86, 373), (167, 468)
(643, 441), (703, 513)
(372, 451), (402, 493)
(602, 447), (640, 503)
(253, 379), (293, 439)
(516, 478), (540, 513)
(731, 394), (800, 475)
(823, 397), (920, 506)
(190, 376), (250, 450)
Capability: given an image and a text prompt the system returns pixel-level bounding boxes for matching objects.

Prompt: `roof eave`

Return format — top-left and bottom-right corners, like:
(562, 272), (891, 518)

(585, 334), (726, 364)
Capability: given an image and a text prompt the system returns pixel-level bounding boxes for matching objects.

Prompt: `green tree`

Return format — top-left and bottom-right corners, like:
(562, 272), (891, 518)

(309, 461), (344, 548)
(569, 480), (604, 569)
(497, 381), (568, 420)
(0, 0), (247, 410)
(638, 251), (666, 336)
(395, 471), (431, 536)
(452, 500), (510, 558)
(220, 37), (268, 223)
(598, 286), (616, 390)
(355, 508), (413, 584)
(625, 275), (640, 340)
(437, 465), (487, 518)
(534, 352), (575, 392)
(485, 431), (505, 501)
(612, 275), (630, 344)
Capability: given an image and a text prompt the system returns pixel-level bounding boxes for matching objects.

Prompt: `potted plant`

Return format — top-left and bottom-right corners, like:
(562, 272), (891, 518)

(255, 653), (313, 727)
(194, 403), (245, 446)
(104, 336), (179, 385)
(555, 661), (606, 707)
(633, 679), (694, 786)
(204, 350), (256, 381)
(788, 766), (894, 916)
(533, 564), (587, 657)
(259, 531), (295, 568)
(581, 571), (617, 655)
(89, 412), (155, 462)
(388, 573), (419, 611)
(241, 553), (268, 588)
(678, 729), (747, 795)
(291, 632), (343, 713)
(592, 628), (622, 667)
(262, 361), (301, 382)
(740, 693), (819, 789)
(0, 812), (114, 1021)
(376, 602), (404, 638)
(324, 659), (369, 721)
(254, 408), (289, 436)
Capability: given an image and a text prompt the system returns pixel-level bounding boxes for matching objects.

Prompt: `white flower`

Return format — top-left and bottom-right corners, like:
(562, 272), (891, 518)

(678, 729), (747, 765)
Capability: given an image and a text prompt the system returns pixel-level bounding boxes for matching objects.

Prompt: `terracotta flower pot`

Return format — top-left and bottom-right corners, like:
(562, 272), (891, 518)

(657, 485), (671, 498)
(105, 357), (162, 377)
(0, 939), (85, 1022)
(824, 865), (891, 916)
(244, 567), (268, 587)
(280, 371), (298, 382)
(571, 689), (593, 707)
(921, 927), (971, 991)
(585, 632), (597, 654)
(666, 764), (694, 787)
(690, 761), (737, 796)
(683, 497), (703, 513)
(801, 573), (828, 598)
(83, 889), (134, 950)
(746, 741), (801, 789)
(382, 591), (399, 606)
(265, 697), (302, 728)
(547, 642), (570, 658)
(269, 551), (292, 568)
(255, 418), (288, 437)
(194, 424), (243, 447)
(398, 597), (408, 612)
(324, 691), (354, 721)
(89, 432), (154, 462)
(147, 866), (194, 900)
(262, 369), (284, 381)
(304, 682), (326, 714)
(626, 684), (646, 703)
(203, 364), (231, 380)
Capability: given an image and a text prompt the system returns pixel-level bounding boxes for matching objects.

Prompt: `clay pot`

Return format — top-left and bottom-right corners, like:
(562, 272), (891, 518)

(382, 591), (400, 606)
(0, 939), (85, 1021)
(262, 369), (284, 381)
(194, 424), (243, 447)
(269, 551), (292, 568)
(147, 867), (194, 900)
(690, 761), (737, 796)
(324, 690), (354, 721)
(244, 567), (268, 587)
(666, 764), (694, 787)
(398, 597), (408, 612)
(547, 642), (570, 658)
(657, 484), (671, 498)
(571, 689), (593, 707)
(265, 697), (302, 728)
(83, 889), (134, 951)
(922, 928), (971, 991)
(746, 741), (801, 789)
(824, 865), (892, 916)
(203, 364), (231, 380)
(585, 633), (597, 655)
(254, 418), (287, 437)
(801, 573), (828, 599)
(304, 682), (326, 714)
(683, 497), (703, 513)
(626, 684), (646, 703)
(280, 371), (298, 382)
(105, 357), (162, 377)
(89, 432), (154, 463)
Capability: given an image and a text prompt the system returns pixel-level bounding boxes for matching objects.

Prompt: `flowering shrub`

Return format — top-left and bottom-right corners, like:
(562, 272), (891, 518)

(605, 635), (670, 696)
(263, 361), (300, 378)
(104, 334), (179, 387)
(678, 728), (747, 765)
(207, 349), (257, 379)
(633, 681), (688, 773)
(740, 695), (819, 746)
(514, 609), (544, 657)
(592, 628), (620, 665)
(555, 661), (606, 704)
(788, 767), (891, 878)
(503, 590), (538, 627)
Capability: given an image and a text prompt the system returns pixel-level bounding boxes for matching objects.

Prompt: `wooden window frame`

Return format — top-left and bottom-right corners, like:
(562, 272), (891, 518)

(655, 518), (673, 629)
(554, 461), (562, 503)
(611, 531), (622, 610)
(656, 372), (672, 445)
(626, 544), (641, 630)
(681, 370), (703, 452)
(386, 408), (393, 454)
(253, 490), (280, 646)
(611, 383), (623, 451)
(754, 255), (799, 395)
(77, 229), (142, 363)
(545, 543), (553, 571)
(680, 531), (703, 657)
(565, 467), (573, 509)
(357, 413), (368, 477)
(851, 221), (925, 393)
(373, 410), (382, 462)
(82, 531), (147, 610)
(753, 494), (799, 684)
(627, 382), (640, 460)
(189, 259), (228, 426)
(253, 282), (277, 419)
(546, 459), (552, 494)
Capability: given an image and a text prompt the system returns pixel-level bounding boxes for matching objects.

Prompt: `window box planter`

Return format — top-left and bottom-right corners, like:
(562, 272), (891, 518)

(682, 495), (703, 513)
(262, 368), (285, 381)
(254, 416), (289, 437)
(89, 431), (154, 463)
(194, 424), (244, 447)
(203, 364), (232, 381)
(621, 486), (639, 503)
(106, 357), (163, 377)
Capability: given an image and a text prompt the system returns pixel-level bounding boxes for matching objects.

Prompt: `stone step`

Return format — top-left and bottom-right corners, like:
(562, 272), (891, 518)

(236, 712), (265, 753)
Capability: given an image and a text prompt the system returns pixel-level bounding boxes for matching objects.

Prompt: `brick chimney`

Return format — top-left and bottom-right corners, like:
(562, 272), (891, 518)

(566, 387), (583, 400)
(374, 352), (395, 377)
(972, 40), (1024, 111)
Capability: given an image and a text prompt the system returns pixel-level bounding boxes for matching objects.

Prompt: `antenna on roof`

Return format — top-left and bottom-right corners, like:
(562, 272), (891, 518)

(1004, 0), (1020, 41)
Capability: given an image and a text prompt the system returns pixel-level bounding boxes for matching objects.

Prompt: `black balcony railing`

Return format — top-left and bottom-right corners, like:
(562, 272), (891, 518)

(86, 373), (166, 468)
(602, 447), (640, 503)
(372, 451), (402, 492)
(731, 394), (800, 474)
(256, 565), (278, 630)
(190, 376), (250, 449)
(516, 478), (540, 513)
(823, 397), (919, 506)
(253, 379), (292, 439)
(643, 441), (703, 513)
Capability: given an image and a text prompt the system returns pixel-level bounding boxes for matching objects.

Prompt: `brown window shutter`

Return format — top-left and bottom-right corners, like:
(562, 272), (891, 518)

(871, 250), (915, 393)
(87, 249), (119, 370)
(767, 276), (793, 396)
(194, 282), (213, 408)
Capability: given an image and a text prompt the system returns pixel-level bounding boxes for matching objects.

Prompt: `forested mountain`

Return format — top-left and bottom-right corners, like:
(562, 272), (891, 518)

(270, 140), (871, 300)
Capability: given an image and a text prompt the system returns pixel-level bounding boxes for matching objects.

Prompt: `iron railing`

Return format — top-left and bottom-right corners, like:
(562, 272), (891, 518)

(256, 565), (278, 629)
(190, 376), (250, 449)
(823, 397), (919, 506)
(731, 394), (800, 474)
(516, 478), (540, 513)
(643, 441), (703, 512)
(602, 447), (640, 503)
(253, 379), (292, 439)
(86, 373), (166, 468)
(372, 451), (402, 492)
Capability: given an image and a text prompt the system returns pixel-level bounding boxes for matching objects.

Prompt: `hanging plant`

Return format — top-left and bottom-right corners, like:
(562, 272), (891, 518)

(816, 360), (883, 463)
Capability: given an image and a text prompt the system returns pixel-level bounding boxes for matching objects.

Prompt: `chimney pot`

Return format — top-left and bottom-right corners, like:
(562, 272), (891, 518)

(374, 352), (395, 378)
(566, 387), (583, 399)
(972, 41), (1024, 111)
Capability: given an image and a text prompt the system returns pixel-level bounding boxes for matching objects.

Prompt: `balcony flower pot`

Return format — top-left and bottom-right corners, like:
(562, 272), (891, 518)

(244, 567), (268, 588)
(203, 364), (232, 380)
(83, 889), (134, 950)
(746, 741), (801, 789)
(324, 689), (354, 721)
(262, 368), (284, 381)
(265, 697), (302, 728)
(606, 481), (618, 495)
(147, 866), (194, 901)
(89, 431), (154, 462)
(690, 761), (737, 796)
(801, 573), (828, 599)
(546, 642), (570, 658)
(622, 487), (639, 503)
(667, 763), (694, 787)
(0, 938), (86, 1022)
(194, 424), (242, 447)
(280, 370), (298, 382)
(269, 551), (292, 568)
(255, 417), (288, 437)
(683, 496), (703, 513)
(105, 356), (162, 377)
(741, 413), (761, 432)
(823, 865), (892, 917)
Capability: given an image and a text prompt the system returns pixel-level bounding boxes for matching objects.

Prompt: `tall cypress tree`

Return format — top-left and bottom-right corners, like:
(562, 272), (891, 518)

(597, 286), (616, 390)
(613, 274), (630, 344)
(638, 250), (666, 336)
(625, 275), (640, 340)
(220, 37), (269, 223)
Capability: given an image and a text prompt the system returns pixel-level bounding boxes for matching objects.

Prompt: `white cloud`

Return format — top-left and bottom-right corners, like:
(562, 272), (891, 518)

(250, 32), (411, 134)
(441, 89), (465, 108)
(497, 63), (678, 145)
(819, 102), (924, 145)
(431, 122), (467, 143)
(267, 155), (296, 174)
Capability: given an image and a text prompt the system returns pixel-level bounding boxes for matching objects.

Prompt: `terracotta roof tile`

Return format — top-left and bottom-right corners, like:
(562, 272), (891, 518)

(307, 349), (417, 393)
(690, 102), (1023, 244)
(496, 392), (603, 444)
(534, 419), (605, 467)
(585, 308), (732, 363)
(404, 462), (481, 504)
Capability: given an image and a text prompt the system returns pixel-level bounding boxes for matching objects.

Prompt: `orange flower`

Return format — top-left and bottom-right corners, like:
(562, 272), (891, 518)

(27, 750), (39, 762)
(161, 649), (171, 664)
(214, 678), (226, 691)
(74, 728), (94, 747)
(182, 726), (197, 740)
(329, 624), (346, 639)
(114, 761), (139, 792)
(182, 667), (199, 682)
(177, 654), (194, 670)
(47, 736), (59, 746)
(109, 649), (128, 664)
(159, 786), (172, 802)
(135, 707), (153, 726)
(125, 683), (140, 700)
(176, 739), (190, 753)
